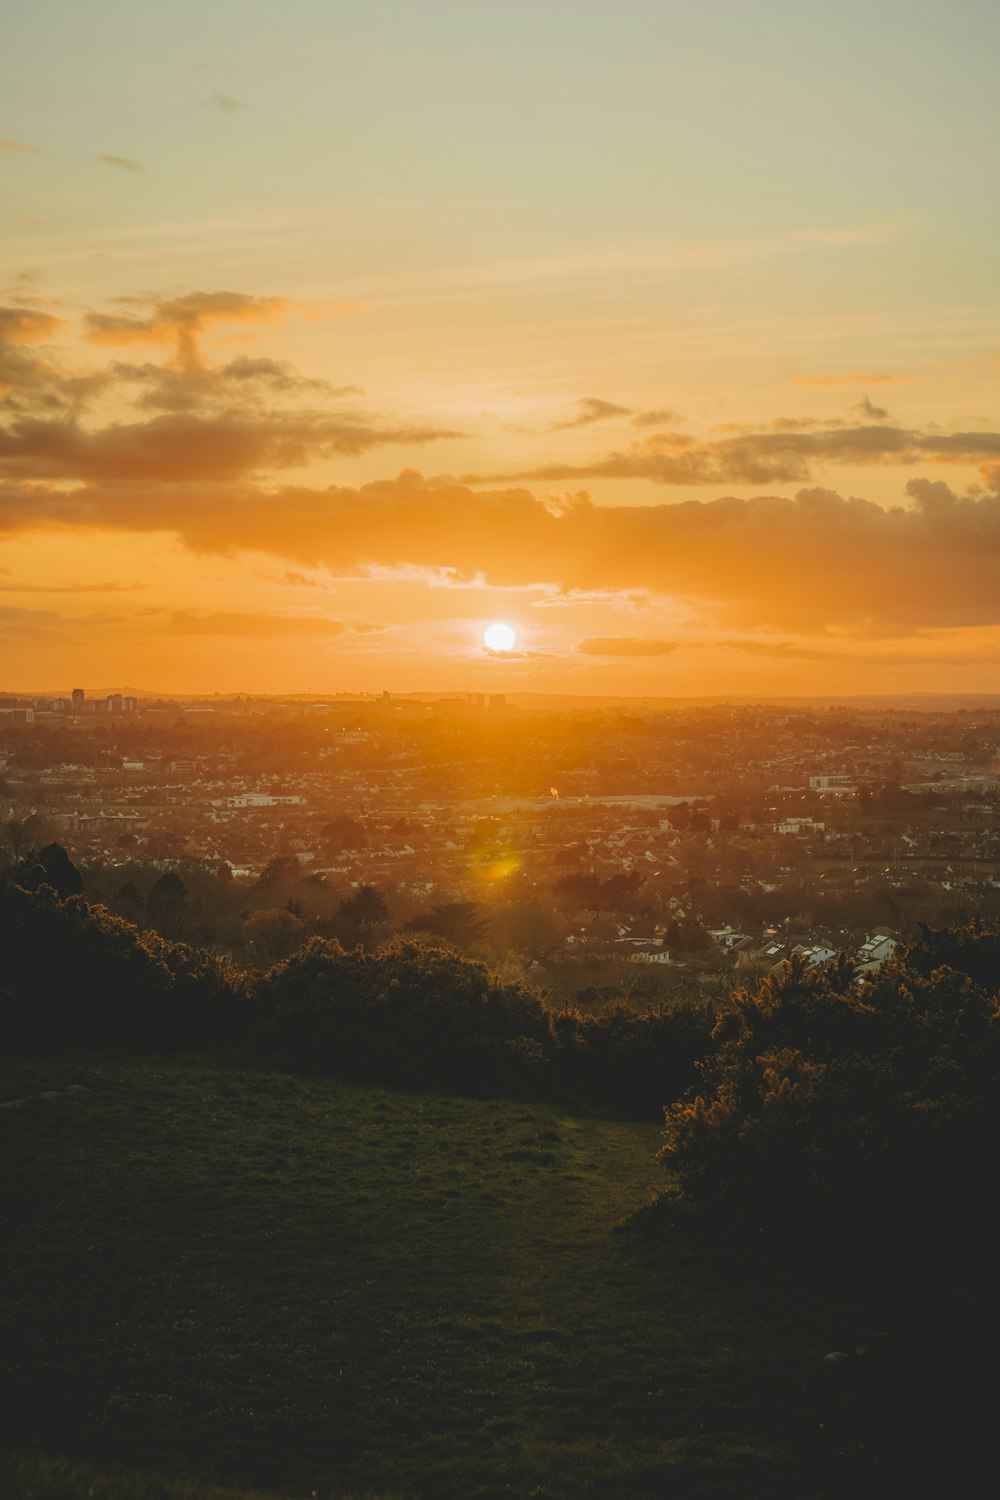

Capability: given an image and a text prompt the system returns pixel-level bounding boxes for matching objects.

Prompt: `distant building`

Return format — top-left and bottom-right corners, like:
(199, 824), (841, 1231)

(856, 934), (897, 976)
(226, 793), (306, 808)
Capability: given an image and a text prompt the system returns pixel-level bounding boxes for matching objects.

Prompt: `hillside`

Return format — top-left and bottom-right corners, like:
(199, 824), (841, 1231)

(1, 1054), (995, 1498)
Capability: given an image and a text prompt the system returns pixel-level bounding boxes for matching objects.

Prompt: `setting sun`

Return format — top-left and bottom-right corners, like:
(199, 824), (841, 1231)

(484, 622), (517, 653)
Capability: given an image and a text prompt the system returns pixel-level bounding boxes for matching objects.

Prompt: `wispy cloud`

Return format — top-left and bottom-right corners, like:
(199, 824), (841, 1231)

(466, 420), (1000, 489)
(210, 93), (243, 112)
(98, 155), (144, 173)
(631, 409), (681, 428)
(1, 138), (39, 154)
(550, 398), (631, 431)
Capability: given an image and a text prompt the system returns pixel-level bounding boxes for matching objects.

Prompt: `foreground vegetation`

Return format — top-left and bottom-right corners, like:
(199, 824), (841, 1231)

(4, 882), (1000, 1493)
(2, 1052), (998, 1499)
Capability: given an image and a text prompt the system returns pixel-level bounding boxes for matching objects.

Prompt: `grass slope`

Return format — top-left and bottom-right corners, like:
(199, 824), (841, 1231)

(0, 1054), (994, 1498)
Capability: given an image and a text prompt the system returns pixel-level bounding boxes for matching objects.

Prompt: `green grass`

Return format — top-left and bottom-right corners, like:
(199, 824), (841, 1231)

(1, 1054), (996, 1499)
(0, 1448), (389, 1500)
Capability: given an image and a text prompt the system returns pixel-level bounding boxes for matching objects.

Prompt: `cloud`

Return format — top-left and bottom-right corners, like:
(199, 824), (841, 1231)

(210, 93), (243, 111)
(467, 421), (1000, 489)
(550, 397), (632, 431)
(631, 409), (681, 428)
(0, 139), (38, 153)
(8, 469), (1000, 637)
(109, 355), (360, 413)
(84, 290), (296, 357)
(83, 289), (364, 386)
(0, 307), (66, 344)
(98, 155), (144, 173)
(0, 286), (456, 468)
(1, 306), (100, 418)
(0, 410), (462, 482)
(794, 372), (905, 387)
(853, 395), (891, 421)
(577, 637), (681, 655)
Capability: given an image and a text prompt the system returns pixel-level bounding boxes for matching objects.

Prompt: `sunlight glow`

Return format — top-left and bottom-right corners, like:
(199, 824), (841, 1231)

(484, 622), (517, 652)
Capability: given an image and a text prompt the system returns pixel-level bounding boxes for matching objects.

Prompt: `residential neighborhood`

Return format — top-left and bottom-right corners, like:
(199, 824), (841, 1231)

(2, 688), (998, 1002)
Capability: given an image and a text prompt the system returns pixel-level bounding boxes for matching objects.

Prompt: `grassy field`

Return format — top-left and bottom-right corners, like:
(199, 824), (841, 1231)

(1, 1053), (996, 1499)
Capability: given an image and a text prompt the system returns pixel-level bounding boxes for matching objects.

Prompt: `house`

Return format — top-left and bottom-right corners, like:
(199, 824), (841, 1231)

(855, 933), (897, 976)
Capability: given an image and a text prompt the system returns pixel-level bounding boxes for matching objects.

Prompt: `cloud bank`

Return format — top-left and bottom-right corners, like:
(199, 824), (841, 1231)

(3, 469), (1000, 637)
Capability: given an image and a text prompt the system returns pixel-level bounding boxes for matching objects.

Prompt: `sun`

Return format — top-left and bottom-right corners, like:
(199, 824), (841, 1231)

(484, 621), (517, 652)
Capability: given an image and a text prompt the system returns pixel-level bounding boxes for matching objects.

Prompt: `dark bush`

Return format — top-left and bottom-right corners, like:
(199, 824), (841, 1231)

(251, 936), (559, 1094)
(0, 882), (250, 1049)
(660, 931), (1000, 1255)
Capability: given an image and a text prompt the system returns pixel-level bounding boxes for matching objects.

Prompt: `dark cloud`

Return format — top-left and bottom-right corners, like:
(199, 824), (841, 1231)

(0, 410), (463, 482)
(854, 395), (891, 421)
(0, 288), (458, 470)
(210, 93), (243, 111)
(467, 422), (1000, 488)
(110, 356), (360, 413)
(631, 409), (681, 428)
(0, 306), (102, 418)
(6, 469), (1000, 636)
(0, 308), (65, 344)
(550, 397), (632, 431)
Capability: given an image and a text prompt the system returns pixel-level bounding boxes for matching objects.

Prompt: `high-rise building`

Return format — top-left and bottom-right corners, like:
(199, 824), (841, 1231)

(71, 687), (85, 708)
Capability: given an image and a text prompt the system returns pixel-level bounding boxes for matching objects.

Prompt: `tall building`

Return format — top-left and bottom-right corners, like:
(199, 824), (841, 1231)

(71, 687), (85, 708)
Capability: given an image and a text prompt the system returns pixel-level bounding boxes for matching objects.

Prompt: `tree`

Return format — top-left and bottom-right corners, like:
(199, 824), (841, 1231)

(406, 901), (487, 949)
(243, 907), (306, 965)
(20, 842), (84, 899)
(146, 871), (189, 940)
(338, 883), (390, 927)
(321, 816), (366, 854)
(256, 855), (301, 890)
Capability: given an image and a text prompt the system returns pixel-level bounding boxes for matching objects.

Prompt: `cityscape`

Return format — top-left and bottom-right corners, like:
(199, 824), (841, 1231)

(4, 689), (999, 997)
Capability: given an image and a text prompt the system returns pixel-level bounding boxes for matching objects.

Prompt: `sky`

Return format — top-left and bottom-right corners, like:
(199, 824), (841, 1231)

(2, 0), (1000, 697)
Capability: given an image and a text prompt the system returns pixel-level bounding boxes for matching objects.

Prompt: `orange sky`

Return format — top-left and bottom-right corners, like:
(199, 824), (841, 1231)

(3, 2), (1000, 697)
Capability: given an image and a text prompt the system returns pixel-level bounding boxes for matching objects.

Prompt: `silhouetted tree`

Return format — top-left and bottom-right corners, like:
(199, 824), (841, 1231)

(338, 883), (389, 926)
(20, 842), (84, 899)
(407, 901), (488, 949)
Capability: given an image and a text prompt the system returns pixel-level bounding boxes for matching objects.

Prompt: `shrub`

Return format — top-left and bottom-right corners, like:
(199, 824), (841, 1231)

(0, 883), (250, 1049)
(660, 932), (1000, 1254)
